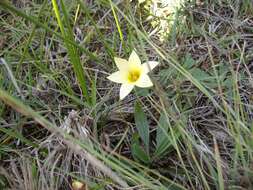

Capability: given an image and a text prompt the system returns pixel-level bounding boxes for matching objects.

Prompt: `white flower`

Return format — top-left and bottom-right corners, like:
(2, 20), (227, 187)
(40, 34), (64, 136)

(107, 50), (159, 100)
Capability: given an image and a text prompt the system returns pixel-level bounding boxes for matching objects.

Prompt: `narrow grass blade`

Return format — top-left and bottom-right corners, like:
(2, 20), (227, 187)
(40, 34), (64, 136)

(109, 0), (124, 44)
(51, 0), (90, 104)
(0, 58), (24, 100)
(213, 137), (225, 190)
(0, 1), (100, 62)
(0, 89), (186, 189)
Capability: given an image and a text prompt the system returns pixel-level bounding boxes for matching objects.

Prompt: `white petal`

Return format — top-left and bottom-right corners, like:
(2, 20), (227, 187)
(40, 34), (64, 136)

(135, 74), (153, 88)
(142, 61), (159, 74)
(120, 84), (134, 100)
(114, 57), (129, 71)
(107, 71), (126, 83)
(128, 50), (141, 66)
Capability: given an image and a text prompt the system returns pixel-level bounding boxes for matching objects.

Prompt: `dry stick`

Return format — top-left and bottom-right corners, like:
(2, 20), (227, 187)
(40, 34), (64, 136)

(0, 89), (129, 188)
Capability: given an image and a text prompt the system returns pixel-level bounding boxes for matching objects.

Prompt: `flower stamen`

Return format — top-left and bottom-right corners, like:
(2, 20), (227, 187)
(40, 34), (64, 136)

(127, 69), (141, 83)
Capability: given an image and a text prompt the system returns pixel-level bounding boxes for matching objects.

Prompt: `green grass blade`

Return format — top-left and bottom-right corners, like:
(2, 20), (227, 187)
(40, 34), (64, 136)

(0, 1), (100, 62)
(109, 0), (124, 44)
(0, 88), (186, 189)
(51, 0), (91, 104)
(0, 127), (39, 148)
(214, 137), (225, 190)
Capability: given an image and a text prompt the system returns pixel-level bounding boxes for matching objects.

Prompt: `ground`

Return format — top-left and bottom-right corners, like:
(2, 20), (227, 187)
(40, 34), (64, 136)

(0, 0), (253, 189)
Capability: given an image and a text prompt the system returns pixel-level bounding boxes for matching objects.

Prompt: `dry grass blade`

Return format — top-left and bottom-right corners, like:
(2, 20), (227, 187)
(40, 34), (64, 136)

(0, 89), (129, 188)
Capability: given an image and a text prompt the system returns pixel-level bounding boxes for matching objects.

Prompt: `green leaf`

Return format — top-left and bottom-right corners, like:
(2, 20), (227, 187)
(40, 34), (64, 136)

(134, 101), (149, 153)
(135, 87), (149, 97)
(156, 113), (169, 148)
(190, 68), (210, 81)
(154, 113), (174, 158)
(183, 54), (196, 69)
(131, 133), (150, 164)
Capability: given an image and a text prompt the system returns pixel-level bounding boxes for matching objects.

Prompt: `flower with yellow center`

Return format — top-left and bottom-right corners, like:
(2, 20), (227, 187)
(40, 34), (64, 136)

(107, 50), (159, 100)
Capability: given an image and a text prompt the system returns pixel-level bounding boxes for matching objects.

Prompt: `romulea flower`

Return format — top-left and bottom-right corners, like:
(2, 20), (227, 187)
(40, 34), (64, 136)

(107, 50), (159, 100)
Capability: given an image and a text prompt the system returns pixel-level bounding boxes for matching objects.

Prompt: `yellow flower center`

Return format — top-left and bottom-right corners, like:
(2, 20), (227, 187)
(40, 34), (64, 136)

(127, 69), (141, 83)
